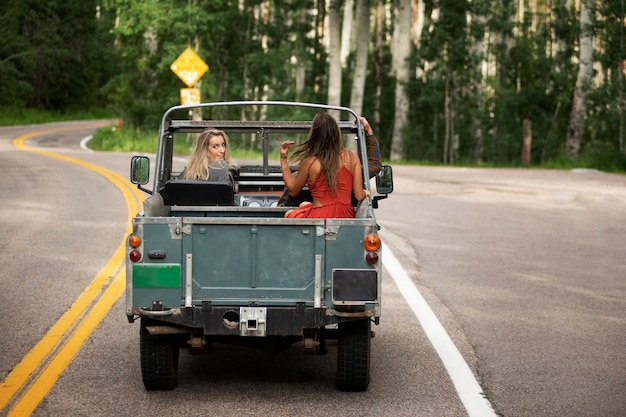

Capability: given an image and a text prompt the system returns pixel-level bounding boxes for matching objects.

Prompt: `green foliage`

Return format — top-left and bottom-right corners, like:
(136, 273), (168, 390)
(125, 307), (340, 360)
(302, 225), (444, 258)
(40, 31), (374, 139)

(578, 141), (626, 172)
(0, 1), (624, 170)
(0, 0), (117, 110)
(401, 0), (625, 170)
(544, 141), (626, 173)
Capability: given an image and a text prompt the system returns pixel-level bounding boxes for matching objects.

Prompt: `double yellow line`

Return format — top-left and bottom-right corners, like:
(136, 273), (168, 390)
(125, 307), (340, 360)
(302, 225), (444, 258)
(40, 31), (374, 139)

(0, 125), (145, 416)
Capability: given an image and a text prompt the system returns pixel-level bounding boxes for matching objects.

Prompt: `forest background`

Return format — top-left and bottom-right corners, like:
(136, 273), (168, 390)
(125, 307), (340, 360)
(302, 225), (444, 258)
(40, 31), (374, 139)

(1, 0), (625, 171)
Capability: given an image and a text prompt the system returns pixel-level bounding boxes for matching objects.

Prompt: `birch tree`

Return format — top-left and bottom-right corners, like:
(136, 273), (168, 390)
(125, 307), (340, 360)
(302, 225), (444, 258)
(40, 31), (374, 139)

(390, 0), (412, 161)
(566, 0), (594, 158)
(327, 0), (343, 120)
(340, 0), (355, 65)
(349, 0), (370, 117)
(372, 0), (384, 131)
(469, 1), (488, 162)
(293, 8), (310, 99)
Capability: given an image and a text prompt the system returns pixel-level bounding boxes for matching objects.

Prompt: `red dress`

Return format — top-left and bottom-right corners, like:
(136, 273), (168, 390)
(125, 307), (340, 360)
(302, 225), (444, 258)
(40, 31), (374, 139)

(286, 155), (355, 219)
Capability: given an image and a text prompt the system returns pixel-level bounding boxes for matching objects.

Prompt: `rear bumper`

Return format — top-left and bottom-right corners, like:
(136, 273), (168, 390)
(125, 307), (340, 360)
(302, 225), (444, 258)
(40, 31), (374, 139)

(130, 304), (377, 336)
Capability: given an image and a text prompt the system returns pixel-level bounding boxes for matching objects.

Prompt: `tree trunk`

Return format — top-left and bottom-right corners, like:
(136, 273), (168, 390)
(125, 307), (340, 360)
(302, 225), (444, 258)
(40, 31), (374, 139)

(390, 0), (412, 161)
(294, 8), (308, 99)
(314, 0), (327, 95)
(373, 0), (384, 133)
(444, 71), (450, 164)
(522, 119), (532, 165)
(327, 0), (343, 120)
(470, 6), (487, 163)
(566, 0), (594, 158)
(349, 0), (370, 118)
(340, 0), (354, 65)
(413, 0), (425, 46)
(617, 0), (626, 153)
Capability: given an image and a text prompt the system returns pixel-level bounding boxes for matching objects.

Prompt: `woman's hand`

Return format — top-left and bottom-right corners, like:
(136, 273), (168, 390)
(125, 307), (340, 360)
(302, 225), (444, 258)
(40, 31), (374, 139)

(359, 117), (373, 136)
(280, 140), (295, 160)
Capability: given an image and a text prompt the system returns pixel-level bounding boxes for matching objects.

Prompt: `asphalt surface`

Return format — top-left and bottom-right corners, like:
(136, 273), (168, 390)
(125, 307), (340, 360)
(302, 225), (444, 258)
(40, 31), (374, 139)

(0, 122), (624, 416)
(377, 165), (626, 417)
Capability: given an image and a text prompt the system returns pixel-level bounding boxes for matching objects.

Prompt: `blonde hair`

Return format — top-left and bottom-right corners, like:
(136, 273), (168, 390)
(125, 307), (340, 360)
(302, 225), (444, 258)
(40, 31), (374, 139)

(183, 129), (236, 180)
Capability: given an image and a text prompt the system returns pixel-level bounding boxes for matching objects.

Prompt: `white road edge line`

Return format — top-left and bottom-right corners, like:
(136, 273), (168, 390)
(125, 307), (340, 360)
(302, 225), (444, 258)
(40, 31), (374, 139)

(382, 245), (496, 417)
(80, 135), (93, 152)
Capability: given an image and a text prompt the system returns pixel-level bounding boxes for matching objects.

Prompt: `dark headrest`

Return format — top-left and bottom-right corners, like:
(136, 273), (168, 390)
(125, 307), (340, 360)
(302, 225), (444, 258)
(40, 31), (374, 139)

(160, 179), (234, 206)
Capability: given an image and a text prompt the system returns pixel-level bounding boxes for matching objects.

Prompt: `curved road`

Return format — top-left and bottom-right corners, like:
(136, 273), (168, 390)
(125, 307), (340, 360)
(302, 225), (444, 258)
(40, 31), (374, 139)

(0, 122), (624, 416)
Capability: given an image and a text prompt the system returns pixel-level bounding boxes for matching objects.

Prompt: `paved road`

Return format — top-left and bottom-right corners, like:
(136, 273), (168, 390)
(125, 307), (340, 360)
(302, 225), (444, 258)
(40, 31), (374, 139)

(1, 122), (624, 416)
(0, 123), (468, 417)
(377, 165), (626, 417)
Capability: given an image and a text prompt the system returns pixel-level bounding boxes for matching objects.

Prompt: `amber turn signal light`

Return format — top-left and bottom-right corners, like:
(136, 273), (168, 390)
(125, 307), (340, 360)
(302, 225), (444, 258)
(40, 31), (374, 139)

(129, 235), (141, 248)
(363, 233), (381, 252)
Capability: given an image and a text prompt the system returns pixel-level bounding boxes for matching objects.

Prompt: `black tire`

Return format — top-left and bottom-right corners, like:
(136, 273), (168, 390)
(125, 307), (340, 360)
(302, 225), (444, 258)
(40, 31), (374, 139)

(336, 318), (371, 391)
(140, 324), (179, 390)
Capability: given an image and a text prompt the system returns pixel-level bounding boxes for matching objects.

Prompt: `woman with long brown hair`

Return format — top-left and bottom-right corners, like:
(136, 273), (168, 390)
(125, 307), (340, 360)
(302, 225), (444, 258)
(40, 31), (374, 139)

(280, 112), (369, 218)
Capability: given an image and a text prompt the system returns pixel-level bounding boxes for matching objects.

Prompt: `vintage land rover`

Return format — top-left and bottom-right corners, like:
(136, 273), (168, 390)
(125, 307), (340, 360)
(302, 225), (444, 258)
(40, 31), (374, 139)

(126, 101), (393, 391)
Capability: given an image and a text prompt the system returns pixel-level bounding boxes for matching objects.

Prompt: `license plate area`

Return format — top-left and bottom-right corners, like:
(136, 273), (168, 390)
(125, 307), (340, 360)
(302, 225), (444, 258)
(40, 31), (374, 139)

(332, 269), (378, 305)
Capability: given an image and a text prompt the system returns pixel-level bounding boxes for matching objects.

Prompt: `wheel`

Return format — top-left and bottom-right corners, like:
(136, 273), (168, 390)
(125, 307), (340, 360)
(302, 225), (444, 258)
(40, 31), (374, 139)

(140, 322), (179, 390)
(335, 318), (371, 391)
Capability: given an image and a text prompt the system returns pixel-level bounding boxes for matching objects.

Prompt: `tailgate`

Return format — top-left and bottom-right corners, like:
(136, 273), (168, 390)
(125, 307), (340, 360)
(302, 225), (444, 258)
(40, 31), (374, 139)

(182, 217), (326, 304)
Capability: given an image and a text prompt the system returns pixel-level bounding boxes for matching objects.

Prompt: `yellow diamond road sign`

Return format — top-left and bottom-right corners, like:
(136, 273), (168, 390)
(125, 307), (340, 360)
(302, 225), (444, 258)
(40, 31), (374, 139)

(170, 47), (208, 88)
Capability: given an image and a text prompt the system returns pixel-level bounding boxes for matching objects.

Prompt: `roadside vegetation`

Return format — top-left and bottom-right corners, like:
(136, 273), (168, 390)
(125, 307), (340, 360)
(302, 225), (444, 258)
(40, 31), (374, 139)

(0, 107), (114, 126)
(2, 2), (625, 172)
(88, 120), (626, 173)
(4, 108), (624, 173)
(89, 122), (276, 161)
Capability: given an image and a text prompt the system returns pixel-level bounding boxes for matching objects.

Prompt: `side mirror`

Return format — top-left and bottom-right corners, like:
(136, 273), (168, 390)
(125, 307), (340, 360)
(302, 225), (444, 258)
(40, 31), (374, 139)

(372, 165), (393, 209)
(375, 165), (393, 195)
(130, 156), (150, 185)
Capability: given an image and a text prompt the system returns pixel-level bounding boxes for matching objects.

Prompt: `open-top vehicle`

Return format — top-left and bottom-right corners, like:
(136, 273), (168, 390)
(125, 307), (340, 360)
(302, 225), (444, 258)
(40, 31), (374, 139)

(127, 101), (393, 391)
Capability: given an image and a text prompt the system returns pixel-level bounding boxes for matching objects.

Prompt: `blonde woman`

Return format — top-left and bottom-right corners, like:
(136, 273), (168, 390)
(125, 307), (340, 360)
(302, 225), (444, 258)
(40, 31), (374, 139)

(182, 128), (236, 181)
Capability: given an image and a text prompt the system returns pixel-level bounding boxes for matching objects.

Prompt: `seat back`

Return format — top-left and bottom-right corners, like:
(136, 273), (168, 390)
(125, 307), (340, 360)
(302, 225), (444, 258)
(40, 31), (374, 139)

(160, 179), (234, 206)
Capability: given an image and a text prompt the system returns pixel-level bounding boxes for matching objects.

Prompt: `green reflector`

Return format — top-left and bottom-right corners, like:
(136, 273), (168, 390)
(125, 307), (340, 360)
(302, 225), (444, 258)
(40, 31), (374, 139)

(133, 264), (181, 288)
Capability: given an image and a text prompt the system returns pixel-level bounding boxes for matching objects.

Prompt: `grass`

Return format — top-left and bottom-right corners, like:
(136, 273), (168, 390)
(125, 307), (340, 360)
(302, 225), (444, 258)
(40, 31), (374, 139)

(0, 106), (114, 126)
(542, 141), (626, 173)
(89, 125), (165, 153)
(4, 107), (624, 173)
(88, 124), (279, 160)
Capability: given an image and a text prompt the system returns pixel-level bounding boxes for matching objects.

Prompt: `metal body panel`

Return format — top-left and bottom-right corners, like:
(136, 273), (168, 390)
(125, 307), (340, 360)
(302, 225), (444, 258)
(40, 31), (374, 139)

(183, 222), (324, 301)
(127, 215), (381, 326)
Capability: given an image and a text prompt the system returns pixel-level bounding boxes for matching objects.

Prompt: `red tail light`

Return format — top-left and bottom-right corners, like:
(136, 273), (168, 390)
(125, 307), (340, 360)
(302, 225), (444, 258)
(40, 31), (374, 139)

(129, 249), (142, 262)
(365, 252), (379, 264)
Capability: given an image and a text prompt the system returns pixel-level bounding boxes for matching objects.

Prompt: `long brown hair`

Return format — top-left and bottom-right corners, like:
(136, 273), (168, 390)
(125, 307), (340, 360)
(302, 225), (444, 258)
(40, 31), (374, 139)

(290, 113), (343, 192)
(183, 129), (235, 180)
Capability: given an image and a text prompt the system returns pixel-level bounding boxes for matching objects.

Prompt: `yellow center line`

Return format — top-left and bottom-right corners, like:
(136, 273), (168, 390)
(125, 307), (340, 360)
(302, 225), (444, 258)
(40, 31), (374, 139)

(0, 125), (145, 415)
